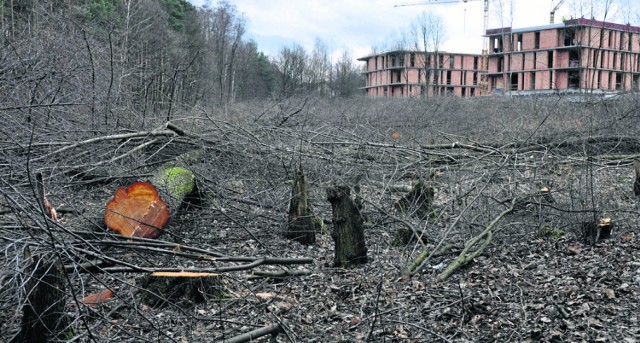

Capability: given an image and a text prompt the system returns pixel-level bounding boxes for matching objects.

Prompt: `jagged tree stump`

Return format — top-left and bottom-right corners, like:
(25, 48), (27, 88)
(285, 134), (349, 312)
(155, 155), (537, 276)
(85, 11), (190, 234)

(326, 185), (368, 267)
(11, 256), (71, 343)
(394, 180), (434, 219)
(285, 165), (320, 244)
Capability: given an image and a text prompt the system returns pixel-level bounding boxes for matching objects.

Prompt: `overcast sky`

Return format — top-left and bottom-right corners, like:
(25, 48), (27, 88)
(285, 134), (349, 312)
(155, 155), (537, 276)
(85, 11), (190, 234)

(187, 1), (636, 61)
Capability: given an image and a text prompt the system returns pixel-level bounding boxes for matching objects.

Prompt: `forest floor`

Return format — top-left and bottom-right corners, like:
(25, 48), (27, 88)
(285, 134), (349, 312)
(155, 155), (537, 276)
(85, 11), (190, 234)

(2, 96), (640, 342)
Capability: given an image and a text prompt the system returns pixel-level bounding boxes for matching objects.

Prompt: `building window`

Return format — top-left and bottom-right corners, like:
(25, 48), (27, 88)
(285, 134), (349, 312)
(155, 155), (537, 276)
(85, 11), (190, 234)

(609, 31), (614, 48)
(535, 31), (540, 49)
(568, 70), (579, 88)
(493, 36), (503, 53)
(563, 28), (576, 46)
(450, 55), (455, 69)
(529, 72), (536, 90)
(548, 51), (553, 69)
(410, 53), (415, 67)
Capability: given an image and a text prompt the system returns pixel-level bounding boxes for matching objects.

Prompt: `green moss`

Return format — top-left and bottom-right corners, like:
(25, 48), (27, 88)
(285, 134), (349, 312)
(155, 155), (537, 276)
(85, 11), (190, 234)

(152, 167), (196, 210)
(540, 226), (566, 239)
(313, 216), (327, 235)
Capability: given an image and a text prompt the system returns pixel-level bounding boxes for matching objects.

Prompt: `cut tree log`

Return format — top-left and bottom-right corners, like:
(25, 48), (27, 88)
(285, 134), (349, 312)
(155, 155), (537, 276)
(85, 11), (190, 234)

(151, 166), (198, 214)
(285, 165), (322, 244)
(223, 323), (282, 343)
(327, 185), (368, 267)
(10, 256), (71, 343)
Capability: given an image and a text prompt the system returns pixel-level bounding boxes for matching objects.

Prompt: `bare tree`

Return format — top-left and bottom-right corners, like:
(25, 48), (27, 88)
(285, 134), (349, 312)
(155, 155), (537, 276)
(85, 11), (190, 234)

(307, 38), (332, 96)
(274, 44), (308, 99)
(410, 11), (446, 97)
(332, 50), (362, 98)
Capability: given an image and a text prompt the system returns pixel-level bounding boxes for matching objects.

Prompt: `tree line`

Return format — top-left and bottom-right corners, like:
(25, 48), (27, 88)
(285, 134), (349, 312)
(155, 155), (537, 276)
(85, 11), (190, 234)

(0, 0), (363, 125)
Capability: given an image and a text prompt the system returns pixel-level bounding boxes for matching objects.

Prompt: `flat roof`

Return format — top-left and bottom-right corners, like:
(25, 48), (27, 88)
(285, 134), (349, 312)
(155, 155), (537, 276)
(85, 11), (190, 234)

(486, 18), (640, 36)
(357, 49), (481, 61)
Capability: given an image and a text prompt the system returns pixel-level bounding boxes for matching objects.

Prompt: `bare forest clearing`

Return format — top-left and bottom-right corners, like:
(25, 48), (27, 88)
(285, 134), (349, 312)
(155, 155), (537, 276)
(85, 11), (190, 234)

(2, 94), (640, 342)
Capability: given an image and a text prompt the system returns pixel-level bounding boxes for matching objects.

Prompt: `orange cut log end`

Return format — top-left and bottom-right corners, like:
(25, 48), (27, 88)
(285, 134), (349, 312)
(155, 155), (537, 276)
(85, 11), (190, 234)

(105, 181), (170, 238)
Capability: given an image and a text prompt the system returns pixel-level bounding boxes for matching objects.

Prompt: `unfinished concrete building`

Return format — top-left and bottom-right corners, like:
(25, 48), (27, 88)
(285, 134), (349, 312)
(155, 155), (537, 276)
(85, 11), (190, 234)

(357, 50), (483, 97)
(360, 18), (640, 97)
(486, 18), (640, 95)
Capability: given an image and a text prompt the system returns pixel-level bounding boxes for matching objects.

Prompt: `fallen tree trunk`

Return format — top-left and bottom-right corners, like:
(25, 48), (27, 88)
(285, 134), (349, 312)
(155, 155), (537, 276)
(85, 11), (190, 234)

(436, 202), (516, 282)
(223, 323), (282, 343)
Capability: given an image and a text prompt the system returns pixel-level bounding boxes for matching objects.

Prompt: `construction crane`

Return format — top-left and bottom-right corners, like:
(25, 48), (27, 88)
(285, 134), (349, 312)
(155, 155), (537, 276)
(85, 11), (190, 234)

(549, 0), (568, 24)
(394, 0), (490, 94)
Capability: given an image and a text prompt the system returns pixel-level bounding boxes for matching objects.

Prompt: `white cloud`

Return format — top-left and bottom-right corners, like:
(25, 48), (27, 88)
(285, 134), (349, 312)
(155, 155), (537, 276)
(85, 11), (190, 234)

(188, 0), (635, 61)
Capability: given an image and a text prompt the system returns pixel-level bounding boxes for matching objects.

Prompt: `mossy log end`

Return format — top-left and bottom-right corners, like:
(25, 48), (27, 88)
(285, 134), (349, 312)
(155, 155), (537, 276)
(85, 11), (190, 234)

(286, 165), (319, 244)
(394, 180), (434, 219)
(11, 256), (71, 343)
(326, 185), (368, 267)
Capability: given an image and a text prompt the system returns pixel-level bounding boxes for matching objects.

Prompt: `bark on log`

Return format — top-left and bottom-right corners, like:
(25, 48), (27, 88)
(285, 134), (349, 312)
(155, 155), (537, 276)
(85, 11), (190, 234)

(285, 165), (319, 244)
(223, 323), (282, 343)
(327, 185), (368, 267)
(151, 166), (198, 214)
(10, 256), (71, 343)
(436, 203), (515, 282)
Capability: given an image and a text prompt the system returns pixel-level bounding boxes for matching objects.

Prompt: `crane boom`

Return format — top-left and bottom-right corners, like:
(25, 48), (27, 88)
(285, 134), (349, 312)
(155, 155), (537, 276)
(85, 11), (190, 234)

(550, 0), (568, 23)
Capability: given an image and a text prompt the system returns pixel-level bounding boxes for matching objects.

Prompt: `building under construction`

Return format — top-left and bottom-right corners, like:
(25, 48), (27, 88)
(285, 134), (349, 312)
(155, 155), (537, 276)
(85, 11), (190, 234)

(359, 18), (640, 97)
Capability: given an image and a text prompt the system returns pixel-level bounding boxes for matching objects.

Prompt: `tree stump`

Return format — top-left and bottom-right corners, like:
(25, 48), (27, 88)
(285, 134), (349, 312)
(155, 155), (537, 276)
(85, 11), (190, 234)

(394, 180), (434, 219)
(139, 166), (226, 307)
(285, 165), (320, 244)
(11, 256), (71, 343)
(326, 185), (368, 267)
(582, 217), (613, 246)
(139, 274), (225, 308)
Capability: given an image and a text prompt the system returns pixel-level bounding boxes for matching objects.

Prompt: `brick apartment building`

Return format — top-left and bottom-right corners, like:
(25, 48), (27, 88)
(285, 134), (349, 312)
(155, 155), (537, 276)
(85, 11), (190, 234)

(360, 18), (640, 97)
(487, 18), (640, 95)
(357, 50), (484, 97)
